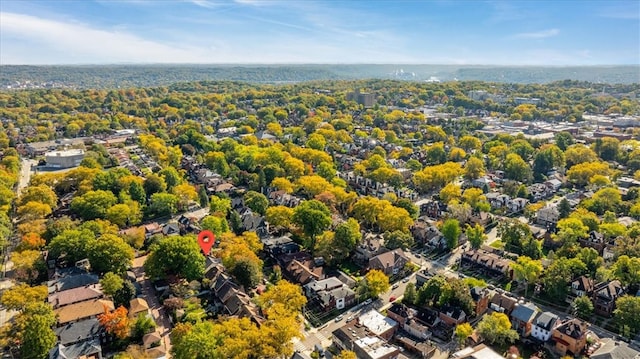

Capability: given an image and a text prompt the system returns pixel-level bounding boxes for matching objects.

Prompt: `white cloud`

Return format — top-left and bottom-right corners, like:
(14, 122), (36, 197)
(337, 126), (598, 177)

(0, 10), (419, 64)
(0, 12), (215, 64)
(513, 28), (560, 39)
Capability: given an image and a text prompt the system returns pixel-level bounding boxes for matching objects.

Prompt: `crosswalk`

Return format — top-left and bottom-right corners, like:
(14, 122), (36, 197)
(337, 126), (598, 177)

(316, 332), (330, 345)
(292, 338), (307, 353)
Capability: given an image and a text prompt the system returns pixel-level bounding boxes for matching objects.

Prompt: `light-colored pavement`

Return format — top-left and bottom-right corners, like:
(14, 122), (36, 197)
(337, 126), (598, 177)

(132, 255), (173, 357)
(17, 159), (37, 194)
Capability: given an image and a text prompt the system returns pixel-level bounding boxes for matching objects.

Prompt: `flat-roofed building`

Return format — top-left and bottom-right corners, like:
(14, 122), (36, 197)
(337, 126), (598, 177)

(45, 149), (85, 169)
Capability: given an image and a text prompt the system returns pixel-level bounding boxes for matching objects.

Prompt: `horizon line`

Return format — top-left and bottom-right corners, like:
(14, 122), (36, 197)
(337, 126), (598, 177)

(1, 63), (639, 67)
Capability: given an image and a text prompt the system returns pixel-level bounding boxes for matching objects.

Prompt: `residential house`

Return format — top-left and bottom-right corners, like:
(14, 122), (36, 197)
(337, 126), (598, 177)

(48, 284), (104, 309)
(489, 292), (518, 316)
(129, 298), (150, 319)
(48, 271), (99, 294)
(415, 269), (434, 288)
(49, 338), (103, 359)
(241, 211), (269, 238)
(304, 277), (355, 311)
(387, 303), (414, 326)
(571, 276), (594, 297)
(592, 280), (625, 317)
(510, 302), (539, 337)
(545, 179), (563, 192)
(55, 299), (115, 326)
(420, 201), (446, 219)
(461, 249), (514, 279)
(395, 334), (436, 359)
(486, 193), (510, 210)
(579, 231), (607, 254)
(470, 287), (491, 317)
(358, 309), (398, 341)
(552, 318), (589, 356)
(354, 336), (400, 359)
(537, 204), (559, 227)
(451, 344), (505, 359)
(507, 197), (529, 214)
(411, 220), (443, 247)
(368, 249), (410, 276)
(468, 211), (491, 227)
(531, 312), (559, 342)
(354, 233), (386, 264)
(210, 272), (263, 323)
(590, 338), (640, 359)
(54, 318), (104, 346)
(285, 258), (324, 285)
(472, 177), (494, 190)
(438, 306), (467, 327)
(162, 223), (180, 236)
(143, 222), (163, 239)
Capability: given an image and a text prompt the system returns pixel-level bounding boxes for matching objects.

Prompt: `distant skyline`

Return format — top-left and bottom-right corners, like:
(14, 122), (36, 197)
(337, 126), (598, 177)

(1, 0), (639, 66)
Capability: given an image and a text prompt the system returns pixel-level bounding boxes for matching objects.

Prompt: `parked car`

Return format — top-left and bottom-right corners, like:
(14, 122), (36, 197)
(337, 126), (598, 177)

(402, 277), (411, 283)
(392, 283), (400, 290)
(389, 296), (397, 302)
(346, 316), (354, 322)
(363, 298), (372, 305)
(335, 315), (344, 322)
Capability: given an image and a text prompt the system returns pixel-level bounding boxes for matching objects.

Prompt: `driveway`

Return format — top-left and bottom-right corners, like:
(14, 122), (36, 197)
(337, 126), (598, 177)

(132, 255), (173, 357)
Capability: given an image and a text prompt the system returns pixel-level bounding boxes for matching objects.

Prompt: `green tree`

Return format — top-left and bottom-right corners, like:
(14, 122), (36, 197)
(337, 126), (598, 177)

(573, 295), (594, 319)
(132, 314), (156, 341)
(510, 256), (543, 297)
(244, 191), (269, 215)
(89, 234), (134, 274)
(143, 173), (167, 197)
(70, 190), (118, 220)
(47, 229), (94, 266)
(209, 195), (231, 215)
(504, 153), (532, 183)
(292, 200), (332, 249)
(100, 272), (125, 298)
(159, 166), (183, 190)
(464, 156), (485, 180)
(465, 224), (486, 250)
(611, 255), (640, 287)
(384, 230), (414, 250)
(18, 303), (57, 359)
(231, 258), (262, 288)
(129, 181), (146, 204)
(200, 215), (230, 237)
(477, 312), (519, 345)
(558, 198), (571, 219)
(144, 235), (205, 281)
(148, 193), (179, 217)
(442, 218), (461, 249)
(543, 257), (587, 300)
(614, 295), (640, 338)
(403, 283), (417, 305)
(333, 218), (361, 260)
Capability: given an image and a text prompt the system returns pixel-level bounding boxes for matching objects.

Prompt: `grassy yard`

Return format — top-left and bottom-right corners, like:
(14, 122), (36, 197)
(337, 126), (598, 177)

(338, 262), (361, 276)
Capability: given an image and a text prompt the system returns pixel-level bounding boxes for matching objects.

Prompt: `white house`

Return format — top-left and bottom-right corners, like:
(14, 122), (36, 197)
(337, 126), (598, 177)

(531, 311), (559, 342)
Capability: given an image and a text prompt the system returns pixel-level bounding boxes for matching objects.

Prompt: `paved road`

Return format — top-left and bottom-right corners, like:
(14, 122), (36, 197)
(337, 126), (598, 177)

(132, 255), (173, 357)
(17, 159), (37, 194)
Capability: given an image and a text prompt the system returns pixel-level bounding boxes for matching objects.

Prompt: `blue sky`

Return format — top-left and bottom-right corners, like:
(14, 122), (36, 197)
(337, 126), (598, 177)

(1, 0), (638, 65)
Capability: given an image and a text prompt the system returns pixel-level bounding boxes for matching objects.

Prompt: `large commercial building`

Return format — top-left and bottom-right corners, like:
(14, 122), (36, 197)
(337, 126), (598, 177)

(45, 149), (85, 169)
(347, 89), (376, 108)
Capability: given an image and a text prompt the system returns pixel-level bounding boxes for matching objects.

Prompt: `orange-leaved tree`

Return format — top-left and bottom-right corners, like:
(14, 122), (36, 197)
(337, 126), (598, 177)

(98, 305), (130, 339)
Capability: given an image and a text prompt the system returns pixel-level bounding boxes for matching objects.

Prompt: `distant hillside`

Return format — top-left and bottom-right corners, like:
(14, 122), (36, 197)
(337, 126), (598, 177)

(1, 64), (638, 89)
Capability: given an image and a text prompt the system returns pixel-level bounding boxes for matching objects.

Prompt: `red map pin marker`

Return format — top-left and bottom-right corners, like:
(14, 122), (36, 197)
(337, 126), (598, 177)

(197, 230), (216, 256)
